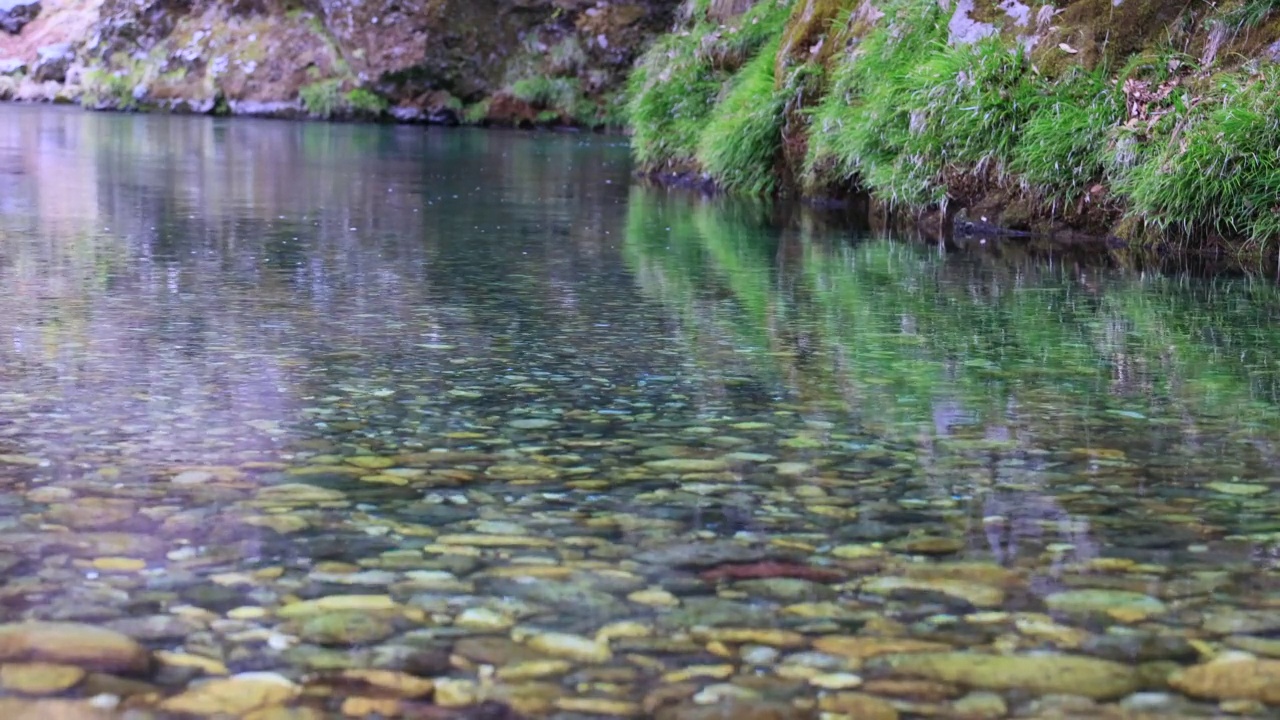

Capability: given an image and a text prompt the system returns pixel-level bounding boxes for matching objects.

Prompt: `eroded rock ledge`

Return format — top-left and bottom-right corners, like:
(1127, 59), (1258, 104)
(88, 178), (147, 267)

(0, 0), (680, 126)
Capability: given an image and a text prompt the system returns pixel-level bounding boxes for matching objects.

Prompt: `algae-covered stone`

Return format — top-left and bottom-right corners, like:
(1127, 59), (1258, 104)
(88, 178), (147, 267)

(1169, 654), (1280, 704)
(1044, 589), (1166, 619)
(0, 698), (112, 719)
(873, 652), (1140, 700)
(817, 692), (899, 720)
(295, 611), (396, 646)
(276, 595), (401, 618)
(813, 636), (952, 661)
(0, 623), (151, 674)
(645, 458), (729, 473)
(862, 576), (1004, 608)
(518, 629), (612, 663)
(1203, 609), (1280, 635)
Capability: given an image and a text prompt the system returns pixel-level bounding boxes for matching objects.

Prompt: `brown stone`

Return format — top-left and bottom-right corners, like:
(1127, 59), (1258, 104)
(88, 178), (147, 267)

(0, 662), (87, 694)
(0, 623), (151, 674)
(813, 636), (953, 663)
(818, 692), (900, 720)
(0, 698), (113, 719)
(861, 679), (964, 701)
(1169, 655), (1280, 704)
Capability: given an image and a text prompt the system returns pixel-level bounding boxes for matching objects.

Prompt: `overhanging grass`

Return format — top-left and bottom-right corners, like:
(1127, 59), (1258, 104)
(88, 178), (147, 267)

(1117, 66), (1280, 248)
(696, 36), (787, 194)
(626, 28), (723, 168)
(627, 0), (792, 171)
(807, 0), (1037, 208)
(1011, 67), (1123, 207)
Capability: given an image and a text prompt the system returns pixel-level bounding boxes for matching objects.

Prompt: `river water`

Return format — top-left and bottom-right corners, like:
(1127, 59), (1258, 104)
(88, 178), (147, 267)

(1, 104), (1279, 718)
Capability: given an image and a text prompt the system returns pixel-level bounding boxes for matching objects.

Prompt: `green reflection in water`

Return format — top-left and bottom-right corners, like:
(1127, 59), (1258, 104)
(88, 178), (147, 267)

(624, 186), (1280, 464)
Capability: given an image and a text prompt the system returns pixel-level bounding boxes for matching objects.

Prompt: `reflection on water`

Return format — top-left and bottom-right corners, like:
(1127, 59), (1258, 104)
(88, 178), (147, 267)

(1, 105), (1280, 717)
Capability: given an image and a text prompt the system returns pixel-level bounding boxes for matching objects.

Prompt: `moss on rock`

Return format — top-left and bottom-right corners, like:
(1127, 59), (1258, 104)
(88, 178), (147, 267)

(631, 0), (1280, 253)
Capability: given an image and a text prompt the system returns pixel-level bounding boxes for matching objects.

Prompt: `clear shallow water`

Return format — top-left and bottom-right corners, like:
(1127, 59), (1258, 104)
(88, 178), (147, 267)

(1, 105), (1280, 718)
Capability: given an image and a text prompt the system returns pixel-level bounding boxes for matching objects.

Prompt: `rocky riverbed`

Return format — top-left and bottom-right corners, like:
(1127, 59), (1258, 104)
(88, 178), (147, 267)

(1, 417), (1279, 719)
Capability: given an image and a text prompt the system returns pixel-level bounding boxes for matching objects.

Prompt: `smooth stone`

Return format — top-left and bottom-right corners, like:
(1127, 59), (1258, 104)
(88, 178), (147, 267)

(0, 698), (113, 719)
(817, 692), (899, 720)
(635, 541), (774, 568)
(1206, 481), (1269, 496)
(518, 629), (612, 663)
(1080, 632), (1197, 663)
(952, 691), (1008, 719)
(628, 588), (680, 607)
(659, 597), (774, 629)
(172, 471), (216, 485)
(294, 612), (396, 646)
(453, 637), (547, 665)
(808, 672), (863, 689)
(1044, 589), (1167, 619)
(344, 456), (396, 469)
(456, 607), (515, 632)
(485, 464), (562, 481)
(1225, 635), (1280, 658)
(645, 458), (730, 473)
(437, 533), (553, 547)
(508, 418), (559, 430)
(1203, 609), (1280, 635)
(45, 499), (137, 529)
(656, 700), (810, 720)
(872, 652), (1140, 700)
(158, 675), (300, 715)
(1169, 654), (1280, 704)
(336, 669), (434, 697)
(276, 595), (400, 618)
(732, 578), (837, 603)
(863, 576), (1004, 608)
(0, 623), (151, 674)
(813, 636), (953, 662)
(242, 515), (311, 534)
(0, 662), (87, 694)
(104, 615), (201, 642)
(555, 697), (642, 716)
(690, 628), (807, 648)
(480, 577), (628, 618)
(496, 660), (574, 681)
(890, 537), (965, 555)
(253, 483), (347, 504)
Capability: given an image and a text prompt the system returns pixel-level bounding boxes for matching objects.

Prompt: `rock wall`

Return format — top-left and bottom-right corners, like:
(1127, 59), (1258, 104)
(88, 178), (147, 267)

(0, 0), (681, 125)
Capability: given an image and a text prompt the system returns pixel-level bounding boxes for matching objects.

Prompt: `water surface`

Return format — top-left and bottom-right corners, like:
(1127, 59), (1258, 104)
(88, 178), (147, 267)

(2, 105), (1280, 718)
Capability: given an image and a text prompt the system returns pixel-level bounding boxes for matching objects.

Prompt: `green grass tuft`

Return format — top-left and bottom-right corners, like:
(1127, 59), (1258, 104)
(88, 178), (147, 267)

(807, 0), (1037, 207)
(1116, 66), (1280, 248)
(510, 75), (582, 113)
(345, 88), (388, 116)
(695, 36), (787, 194)
(299, 79), (342, 119)
(1011, 68), (1122, 207)
(627, 0), (792, 171)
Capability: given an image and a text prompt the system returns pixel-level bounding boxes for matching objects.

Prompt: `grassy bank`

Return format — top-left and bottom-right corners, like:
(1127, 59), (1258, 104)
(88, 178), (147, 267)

(627, 0), (1280, 254)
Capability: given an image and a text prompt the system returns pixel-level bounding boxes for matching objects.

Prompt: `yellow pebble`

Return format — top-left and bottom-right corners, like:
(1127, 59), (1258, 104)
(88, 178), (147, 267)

(154, 650), (229, 676)
(227, 606), (267, 620)
(91, 557), (146, 572)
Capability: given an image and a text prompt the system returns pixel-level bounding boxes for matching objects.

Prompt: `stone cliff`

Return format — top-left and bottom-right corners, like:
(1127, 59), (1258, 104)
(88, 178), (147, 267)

(0, 0), (680, 124)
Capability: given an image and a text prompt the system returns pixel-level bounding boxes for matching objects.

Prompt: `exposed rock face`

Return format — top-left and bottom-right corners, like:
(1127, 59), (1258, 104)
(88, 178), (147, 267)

(30, 40), (69, 80)
(1, 0), (680, 123)
(77, 0), (679, 119)
(0, 0), (41, 34)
